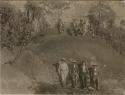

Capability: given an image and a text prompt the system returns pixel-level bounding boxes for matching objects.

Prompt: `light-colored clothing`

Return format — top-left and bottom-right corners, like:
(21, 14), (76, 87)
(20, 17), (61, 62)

(83, 19), (90, 36)
(82, 65), (87, 73)
(57, 20), (64, 33)
(58, 61), (69, 86)
(81, 63), (88, 88)
(58, 61), (68, 72)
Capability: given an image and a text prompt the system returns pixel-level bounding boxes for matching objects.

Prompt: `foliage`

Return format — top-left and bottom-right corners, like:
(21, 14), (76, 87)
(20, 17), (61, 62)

(0, 1), (71, 66)
(89, 2), (116, 23)
(1, 3), (33, 51)
(88, 1), (125, 55)
(25, 1), (43, 22)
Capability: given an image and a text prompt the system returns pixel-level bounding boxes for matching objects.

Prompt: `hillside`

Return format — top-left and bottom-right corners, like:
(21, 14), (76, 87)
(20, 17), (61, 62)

(31, 34), (124, 78)
(0, 64), (32, 94)
(1, 34), (124, 94)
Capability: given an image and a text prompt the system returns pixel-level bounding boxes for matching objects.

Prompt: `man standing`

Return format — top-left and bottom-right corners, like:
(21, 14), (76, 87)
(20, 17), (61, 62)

(81, 60), (88, 89)
(93, 64), (99, 90)
(71, 60), (79, 88)
(88, 57), (99, 90)
(58, 58), (69, 87)
(70, 19), (78, 36)
(78, 19), (85, 36)
(56, 18), (64, 34)
(82, 16), (90, 36)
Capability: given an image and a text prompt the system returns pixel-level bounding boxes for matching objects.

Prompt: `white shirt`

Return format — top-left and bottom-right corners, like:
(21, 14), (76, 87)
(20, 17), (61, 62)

(82, 65), (87, 72)
(58, 61), (68, 72)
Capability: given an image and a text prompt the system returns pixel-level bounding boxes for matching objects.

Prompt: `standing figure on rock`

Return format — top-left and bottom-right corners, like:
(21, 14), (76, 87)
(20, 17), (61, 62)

(58, 58), (69, 87)
(83, 16), (90, 37)
(70, 19), (78, 36)
(56, 18), (64, 34)
(78, 19), (85, 36)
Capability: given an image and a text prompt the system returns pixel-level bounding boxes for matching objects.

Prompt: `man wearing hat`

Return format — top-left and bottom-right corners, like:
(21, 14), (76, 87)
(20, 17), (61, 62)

(70, 19), (78, 36)
(80, 60), (88, 89)
(70, 59), (79, 88)
(83, 15), (90, 36)
(56, 18), (64, 34)
(88, 57), (99, 90)
(93, 63), (99, 90)
(58, 58), (69, 87)
(78, 19), (85, 36)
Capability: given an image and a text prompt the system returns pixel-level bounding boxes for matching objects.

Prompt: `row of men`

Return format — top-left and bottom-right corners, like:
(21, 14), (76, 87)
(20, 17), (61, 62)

(56, 57), (99, 90)
(56, 17), (95, 37)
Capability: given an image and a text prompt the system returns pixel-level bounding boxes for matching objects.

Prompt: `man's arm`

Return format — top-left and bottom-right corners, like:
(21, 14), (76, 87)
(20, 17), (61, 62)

(58, 64), (61, 74)
(65, 63), (69, 71)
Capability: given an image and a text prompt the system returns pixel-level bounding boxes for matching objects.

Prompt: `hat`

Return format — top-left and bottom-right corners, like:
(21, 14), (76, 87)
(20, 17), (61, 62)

(61, 58), (66, 61)
(72, 60), (77, 63)
(69, 58), (77, 63)
(92, 64), (98, 66)
(91, 62), (98, 67)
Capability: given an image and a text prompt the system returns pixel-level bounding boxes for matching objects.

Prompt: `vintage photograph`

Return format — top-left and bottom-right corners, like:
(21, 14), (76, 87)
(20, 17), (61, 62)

(0, 0), (125, 94)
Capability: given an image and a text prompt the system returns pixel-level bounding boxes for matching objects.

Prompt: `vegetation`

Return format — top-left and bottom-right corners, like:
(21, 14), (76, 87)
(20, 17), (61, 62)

(1, 1), (125, 94)
(88, 2), (125, 55)
(1, 1), (70, 51)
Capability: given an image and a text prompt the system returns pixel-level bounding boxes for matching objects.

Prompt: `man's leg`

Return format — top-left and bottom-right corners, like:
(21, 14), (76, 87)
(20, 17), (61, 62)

(84, 74), (87, 88)
(62, 72), (66, 87)
(60, 74), (64, 87)
(81, 75), (84, 88)
(83, 75), (85, 88)
(63, 71), (69, 87)
(95, 78), (99, 90)
(75, 75), (77, 88)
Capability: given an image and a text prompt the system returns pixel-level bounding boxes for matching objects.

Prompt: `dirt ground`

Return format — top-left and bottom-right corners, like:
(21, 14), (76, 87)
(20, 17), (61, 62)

(1, 34), (125, 94)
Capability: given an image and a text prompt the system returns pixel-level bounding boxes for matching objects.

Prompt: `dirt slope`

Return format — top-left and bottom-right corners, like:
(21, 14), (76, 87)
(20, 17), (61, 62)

(31, 35), (124, 79)
(0, 64), (32, 94)
(1, 34), (124, 94)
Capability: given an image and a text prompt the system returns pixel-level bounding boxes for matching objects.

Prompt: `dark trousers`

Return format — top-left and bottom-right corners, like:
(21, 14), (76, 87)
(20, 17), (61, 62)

(71, 73), (78, 88)
(81, 72), (87, 88)
(94, 78), (99, 90)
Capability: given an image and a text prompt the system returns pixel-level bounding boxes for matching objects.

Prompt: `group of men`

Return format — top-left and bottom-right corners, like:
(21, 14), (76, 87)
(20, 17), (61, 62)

(57, 57), (99, 91)
(56, 16), (95, 37)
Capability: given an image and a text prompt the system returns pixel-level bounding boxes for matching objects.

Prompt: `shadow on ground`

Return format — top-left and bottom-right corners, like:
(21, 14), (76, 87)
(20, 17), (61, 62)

(33, 82), (98, 94)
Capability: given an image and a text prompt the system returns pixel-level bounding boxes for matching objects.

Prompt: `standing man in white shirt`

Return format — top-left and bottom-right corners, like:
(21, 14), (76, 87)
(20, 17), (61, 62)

(58, 58), (69, 87)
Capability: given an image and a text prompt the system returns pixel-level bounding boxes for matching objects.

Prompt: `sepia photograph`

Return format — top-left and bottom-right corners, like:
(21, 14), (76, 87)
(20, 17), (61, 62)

(0, 0), (125, 94)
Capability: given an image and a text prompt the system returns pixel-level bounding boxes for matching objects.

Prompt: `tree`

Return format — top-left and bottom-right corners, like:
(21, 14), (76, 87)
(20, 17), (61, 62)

(24, 1), (70, 34)
(89, 1), (116, 34)
(88, 1), (125, 55)
(48, 1), (70, 18)
(1, 2), (17, 50)
(25, 1), (43, 22)
(89, 1), (116, 25)
(24, 1), (51, 34)
(1, 2), (35, 65)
